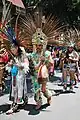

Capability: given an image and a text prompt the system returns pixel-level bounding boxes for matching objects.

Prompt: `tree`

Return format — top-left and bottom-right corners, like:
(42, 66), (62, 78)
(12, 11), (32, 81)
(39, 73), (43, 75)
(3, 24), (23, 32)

(39, 0), (80, 28)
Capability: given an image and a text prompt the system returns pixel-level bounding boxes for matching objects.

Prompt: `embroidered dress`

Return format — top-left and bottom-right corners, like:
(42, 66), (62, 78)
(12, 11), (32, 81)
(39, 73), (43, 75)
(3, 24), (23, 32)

(30, 52), (40, 93)
(30, 50), (52, 109)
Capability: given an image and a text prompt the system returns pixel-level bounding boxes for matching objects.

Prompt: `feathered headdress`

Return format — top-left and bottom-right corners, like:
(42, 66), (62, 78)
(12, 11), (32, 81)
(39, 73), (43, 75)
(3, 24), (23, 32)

(18, 9), (64, 51)
(0, 22), (19, 49)
(59, 27), (80, 47)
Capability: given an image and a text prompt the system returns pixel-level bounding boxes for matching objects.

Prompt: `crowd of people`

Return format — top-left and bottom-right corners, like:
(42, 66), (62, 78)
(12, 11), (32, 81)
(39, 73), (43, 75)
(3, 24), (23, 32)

(0, 38), (80, 114)
(0, 0), (80, 116)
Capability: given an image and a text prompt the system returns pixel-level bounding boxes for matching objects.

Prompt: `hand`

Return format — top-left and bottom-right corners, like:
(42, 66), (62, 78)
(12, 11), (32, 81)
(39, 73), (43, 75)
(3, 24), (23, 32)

(8, 60), (13, 66)
(40, 56), (45, 63)
(69, 56), (73, 60)
(0, 54), (2, 57)
(19, 66), (24, 70)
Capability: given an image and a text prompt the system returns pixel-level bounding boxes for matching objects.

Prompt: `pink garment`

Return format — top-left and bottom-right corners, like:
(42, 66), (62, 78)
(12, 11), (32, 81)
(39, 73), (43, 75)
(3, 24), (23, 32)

(49, 52), (54, 74)
(38, 65), (49, 78)
(49, 64), (54, 73)
(52, 51), (56, 59)
(78, 69), (80, 81)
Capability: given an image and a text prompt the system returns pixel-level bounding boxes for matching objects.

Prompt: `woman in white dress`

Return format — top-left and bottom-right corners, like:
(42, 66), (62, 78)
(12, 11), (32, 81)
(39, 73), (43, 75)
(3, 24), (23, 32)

(6, 45), (29, 114)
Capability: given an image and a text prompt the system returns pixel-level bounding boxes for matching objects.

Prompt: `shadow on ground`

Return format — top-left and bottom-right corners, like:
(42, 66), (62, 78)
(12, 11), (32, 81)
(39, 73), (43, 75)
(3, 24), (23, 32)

(49, 76), (61, 83)
(0, 103), (50, 115)
(52, 89), (75, 96)
(0, 104), (10, 114)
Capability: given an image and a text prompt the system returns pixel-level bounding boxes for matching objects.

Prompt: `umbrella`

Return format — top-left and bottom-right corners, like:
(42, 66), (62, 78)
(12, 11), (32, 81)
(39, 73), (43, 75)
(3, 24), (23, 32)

(7, 0), (25, 8)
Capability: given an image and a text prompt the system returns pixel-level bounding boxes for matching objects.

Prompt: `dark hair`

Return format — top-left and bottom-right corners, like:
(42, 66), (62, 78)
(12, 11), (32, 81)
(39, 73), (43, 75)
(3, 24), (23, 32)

(11, 45), (22, 58)
(17, 46), (23, 57)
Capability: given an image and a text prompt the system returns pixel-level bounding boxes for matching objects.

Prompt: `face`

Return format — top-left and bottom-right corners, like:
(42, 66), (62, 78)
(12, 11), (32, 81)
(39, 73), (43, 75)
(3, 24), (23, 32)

(36, 44), (43, 52)
(11, 46), (18, 55)
(68, 47), (73, 52)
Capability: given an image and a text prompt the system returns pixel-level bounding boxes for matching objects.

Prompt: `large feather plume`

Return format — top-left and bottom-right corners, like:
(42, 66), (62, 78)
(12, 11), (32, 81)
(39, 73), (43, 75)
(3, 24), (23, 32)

(59, 27), (80, 47)
(18, 9), (64, 47)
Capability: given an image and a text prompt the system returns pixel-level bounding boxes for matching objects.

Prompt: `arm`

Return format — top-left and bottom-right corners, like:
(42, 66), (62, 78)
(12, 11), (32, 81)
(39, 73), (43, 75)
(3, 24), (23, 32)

(35, 61), (42, 70)
(69, 52), (79, 62)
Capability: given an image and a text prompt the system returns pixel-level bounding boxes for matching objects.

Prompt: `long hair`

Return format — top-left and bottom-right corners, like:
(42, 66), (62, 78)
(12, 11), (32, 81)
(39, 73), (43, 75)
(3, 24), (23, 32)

(11, 44), (22, 59)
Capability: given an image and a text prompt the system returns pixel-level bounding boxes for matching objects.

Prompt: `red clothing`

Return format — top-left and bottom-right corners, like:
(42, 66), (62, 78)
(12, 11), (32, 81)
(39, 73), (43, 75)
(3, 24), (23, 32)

(0, 51), (9, 63)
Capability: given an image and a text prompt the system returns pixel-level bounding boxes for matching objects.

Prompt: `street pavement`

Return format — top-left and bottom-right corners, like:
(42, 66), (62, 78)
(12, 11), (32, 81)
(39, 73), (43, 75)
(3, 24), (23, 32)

(0, 70), (80, 120)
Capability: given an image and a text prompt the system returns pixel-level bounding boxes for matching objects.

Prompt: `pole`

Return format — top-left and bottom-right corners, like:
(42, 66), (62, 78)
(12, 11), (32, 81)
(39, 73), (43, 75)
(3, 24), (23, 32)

(2, 0), (11, 25)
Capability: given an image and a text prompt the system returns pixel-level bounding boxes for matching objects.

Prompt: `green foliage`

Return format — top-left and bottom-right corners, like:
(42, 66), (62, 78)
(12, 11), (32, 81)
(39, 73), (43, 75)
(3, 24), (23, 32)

(72, 0), (80, 5)
(23, 0), (80, 27)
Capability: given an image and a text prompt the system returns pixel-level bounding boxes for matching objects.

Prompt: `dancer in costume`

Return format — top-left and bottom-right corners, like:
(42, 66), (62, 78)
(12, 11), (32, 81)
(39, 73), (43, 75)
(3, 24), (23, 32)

(6, 44), (30, 114)
(2, 25), (31, 114)
(18, 10), (62, 110)
(0, 21), (33, 113)
(31, 28), (53, 110)
(62, 43), (79, 91)
(0, 43), (9, 94)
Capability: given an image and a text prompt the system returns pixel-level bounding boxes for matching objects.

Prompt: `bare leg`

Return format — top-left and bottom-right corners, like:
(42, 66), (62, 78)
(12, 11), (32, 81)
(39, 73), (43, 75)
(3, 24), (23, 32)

(63, 69), (67, 90)
(69, 70), (75, 90)
(42, 82), (51, 105)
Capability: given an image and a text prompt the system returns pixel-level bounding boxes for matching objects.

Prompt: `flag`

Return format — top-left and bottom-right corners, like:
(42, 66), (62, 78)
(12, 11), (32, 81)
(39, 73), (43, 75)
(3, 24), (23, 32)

(7, 0), (25, 8)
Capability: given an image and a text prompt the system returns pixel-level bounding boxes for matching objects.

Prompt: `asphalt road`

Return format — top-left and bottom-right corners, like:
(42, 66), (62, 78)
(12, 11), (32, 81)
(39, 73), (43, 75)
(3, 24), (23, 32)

(0, 70), (80, 120)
